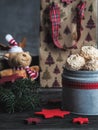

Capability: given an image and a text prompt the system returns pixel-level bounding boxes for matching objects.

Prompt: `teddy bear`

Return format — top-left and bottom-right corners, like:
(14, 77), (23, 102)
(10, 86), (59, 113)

(0, 34), (39, 81)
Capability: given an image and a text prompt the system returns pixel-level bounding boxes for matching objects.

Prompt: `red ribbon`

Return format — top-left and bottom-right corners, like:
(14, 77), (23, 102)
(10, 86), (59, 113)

(49, 1), (86, 50)
(76, 1), (86, 42)
(49, 3), (63, 49)
(64, 1), (86, 50)
(62, 80), (98, 89)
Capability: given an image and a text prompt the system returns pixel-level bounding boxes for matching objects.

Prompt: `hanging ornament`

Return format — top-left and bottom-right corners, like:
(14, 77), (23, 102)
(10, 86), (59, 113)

(86, 16), (96, 30)
(49, 2), (63, 49)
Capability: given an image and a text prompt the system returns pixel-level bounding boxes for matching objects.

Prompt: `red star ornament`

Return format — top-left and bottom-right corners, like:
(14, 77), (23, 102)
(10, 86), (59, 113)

(73, 117), (89, 125)
(35, 108), (70, 119)
(24, 117), (41, 124)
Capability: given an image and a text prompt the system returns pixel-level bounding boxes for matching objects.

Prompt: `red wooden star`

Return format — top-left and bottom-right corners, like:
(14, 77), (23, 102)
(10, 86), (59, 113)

(35, 108), (70, 119)
(24, 117), (41, 124)
(73, 117), (89, 125)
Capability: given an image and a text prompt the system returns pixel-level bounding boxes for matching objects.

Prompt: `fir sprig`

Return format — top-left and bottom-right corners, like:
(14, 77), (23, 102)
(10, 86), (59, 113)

(0, 88), (15, 113)
(0, 78), (40, 113)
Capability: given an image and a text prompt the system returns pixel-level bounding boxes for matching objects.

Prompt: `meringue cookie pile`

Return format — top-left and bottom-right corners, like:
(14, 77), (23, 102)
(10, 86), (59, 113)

(66, 46), (98, 71)
(66, 54), (85, 71)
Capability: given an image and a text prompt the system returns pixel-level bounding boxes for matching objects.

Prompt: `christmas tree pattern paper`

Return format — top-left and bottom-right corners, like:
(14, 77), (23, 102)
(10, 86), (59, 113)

(40, 0), (96, 88)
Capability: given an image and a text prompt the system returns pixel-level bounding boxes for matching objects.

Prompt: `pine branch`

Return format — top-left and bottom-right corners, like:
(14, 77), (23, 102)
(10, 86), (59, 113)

(0, 79), (40, 113)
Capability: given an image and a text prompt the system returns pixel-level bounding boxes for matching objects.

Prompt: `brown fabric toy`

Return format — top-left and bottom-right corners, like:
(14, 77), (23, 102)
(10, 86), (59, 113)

(0, 34), (39, 80)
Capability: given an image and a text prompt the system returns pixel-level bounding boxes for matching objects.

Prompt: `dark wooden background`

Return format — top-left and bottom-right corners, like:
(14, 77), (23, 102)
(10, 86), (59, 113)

(0, 0), (40, 56)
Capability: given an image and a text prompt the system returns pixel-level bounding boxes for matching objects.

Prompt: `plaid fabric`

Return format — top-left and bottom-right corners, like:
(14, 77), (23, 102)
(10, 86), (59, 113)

(77, 1), (86, 19)
(76, 1), (86, 42)
(49, 4), (63, 49)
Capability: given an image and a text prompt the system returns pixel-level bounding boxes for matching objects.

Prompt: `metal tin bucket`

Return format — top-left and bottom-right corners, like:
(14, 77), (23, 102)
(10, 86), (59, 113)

(62, 68), (98, 115)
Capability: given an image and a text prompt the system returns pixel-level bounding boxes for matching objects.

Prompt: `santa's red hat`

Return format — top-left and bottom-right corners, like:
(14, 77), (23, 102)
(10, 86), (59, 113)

(5, 34), (23, 53)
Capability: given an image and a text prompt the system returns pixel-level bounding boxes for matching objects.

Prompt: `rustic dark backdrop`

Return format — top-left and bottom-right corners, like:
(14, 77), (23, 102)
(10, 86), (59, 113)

(0, 0), (40, 56)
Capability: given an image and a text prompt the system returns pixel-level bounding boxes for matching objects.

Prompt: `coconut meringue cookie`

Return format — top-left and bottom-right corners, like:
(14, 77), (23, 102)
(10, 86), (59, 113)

(66, 54), (85, 71)
(84, 59), (98, 71)
(65, 45), (98, 71)
(80, 46), (98, 60)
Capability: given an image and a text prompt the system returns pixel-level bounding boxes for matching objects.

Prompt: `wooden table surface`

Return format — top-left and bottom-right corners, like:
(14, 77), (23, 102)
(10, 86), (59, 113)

(0, 109), (98, 130)
(0, 93), (98, 130)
